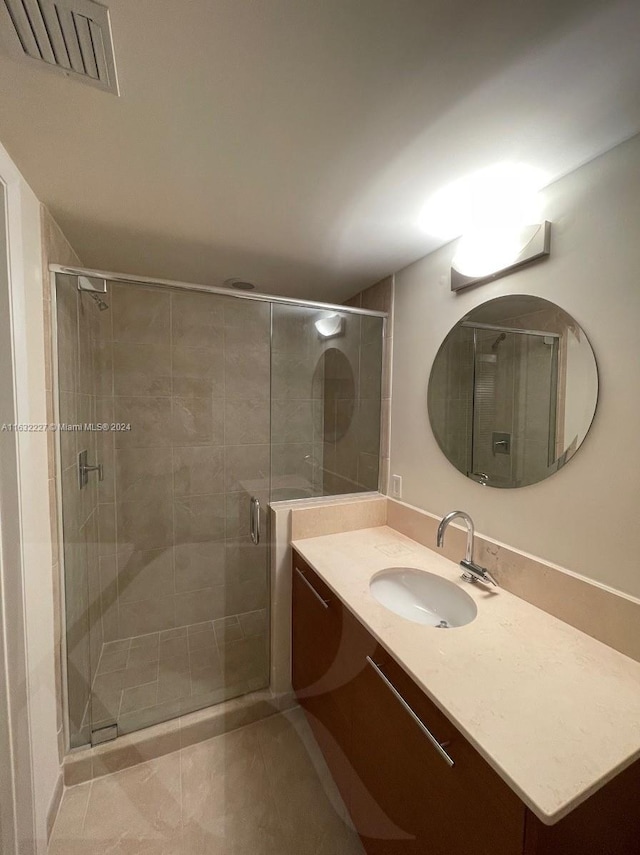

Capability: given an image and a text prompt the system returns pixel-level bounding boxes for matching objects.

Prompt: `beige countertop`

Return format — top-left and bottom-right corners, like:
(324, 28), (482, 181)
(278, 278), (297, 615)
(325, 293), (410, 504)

(291, 525), (640, 825)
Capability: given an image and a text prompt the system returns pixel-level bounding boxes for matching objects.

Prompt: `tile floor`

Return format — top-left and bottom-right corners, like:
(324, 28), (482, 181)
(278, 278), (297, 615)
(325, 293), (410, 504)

(90, 612), (269, 735)
(50, 708), (364, 854)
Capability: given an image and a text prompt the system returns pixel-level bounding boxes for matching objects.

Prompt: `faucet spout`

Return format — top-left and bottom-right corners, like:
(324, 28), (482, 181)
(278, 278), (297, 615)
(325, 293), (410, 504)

(437, 510), (499, 588)
(437, 510), (475, 563)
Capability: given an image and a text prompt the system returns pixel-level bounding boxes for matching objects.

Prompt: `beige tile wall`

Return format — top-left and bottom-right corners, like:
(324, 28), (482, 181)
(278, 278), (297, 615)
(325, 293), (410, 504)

(343, 275), (393, 493)
(270, 303), (326, 498)
(427, 324), (474, 475)
(270, 301), (385, 499)
(472, 304), (571, 486)
(90, 285), (270, 725)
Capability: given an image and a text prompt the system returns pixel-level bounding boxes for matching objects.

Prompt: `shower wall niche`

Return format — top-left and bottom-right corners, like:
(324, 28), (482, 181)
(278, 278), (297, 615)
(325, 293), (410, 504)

(55, 274), (385, 747)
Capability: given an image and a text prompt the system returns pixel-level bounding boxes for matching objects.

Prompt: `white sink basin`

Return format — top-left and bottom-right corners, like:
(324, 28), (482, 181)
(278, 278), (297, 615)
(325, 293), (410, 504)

(370, 567), (477, 628)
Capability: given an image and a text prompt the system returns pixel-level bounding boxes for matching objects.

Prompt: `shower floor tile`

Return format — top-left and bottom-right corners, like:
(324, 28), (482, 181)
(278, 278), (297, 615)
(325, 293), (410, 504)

(50, 709), (364, 855)
(90, 610), (268, 735)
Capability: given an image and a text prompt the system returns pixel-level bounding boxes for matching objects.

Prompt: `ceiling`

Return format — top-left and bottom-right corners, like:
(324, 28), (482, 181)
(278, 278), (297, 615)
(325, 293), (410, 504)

(1, 0), (639, 302)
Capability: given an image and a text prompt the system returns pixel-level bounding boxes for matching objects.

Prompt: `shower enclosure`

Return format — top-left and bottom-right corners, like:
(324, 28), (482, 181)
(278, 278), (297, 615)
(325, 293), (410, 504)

(430, 321), (559, 488)
(469, 323), (559, 487)
(53, 269), (385, 748)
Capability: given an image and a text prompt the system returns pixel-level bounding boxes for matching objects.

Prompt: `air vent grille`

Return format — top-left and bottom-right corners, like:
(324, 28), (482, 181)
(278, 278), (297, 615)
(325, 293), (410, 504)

(3, 0), (118, 94)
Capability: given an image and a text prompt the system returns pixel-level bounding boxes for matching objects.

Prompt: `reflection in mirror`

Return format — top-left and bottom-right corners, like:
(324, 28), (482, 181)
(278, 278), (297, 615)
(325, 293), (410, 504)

(320, 347), (356, 442)
(428, 295), (598, 488)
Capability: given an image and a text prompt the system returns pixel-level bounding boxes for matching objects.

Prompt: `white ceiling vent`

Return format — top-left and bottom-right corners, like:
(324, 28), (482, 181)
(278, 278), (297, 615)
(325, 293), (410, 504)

(2, 0), (118, 94)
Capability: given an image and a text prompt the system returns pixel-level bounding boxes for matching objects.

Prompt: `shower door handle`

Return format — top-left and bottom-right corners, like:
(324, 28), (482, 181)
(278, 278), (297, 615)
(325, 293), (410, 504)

(78, 449), (104, 489)
(250, 497), (261, 545)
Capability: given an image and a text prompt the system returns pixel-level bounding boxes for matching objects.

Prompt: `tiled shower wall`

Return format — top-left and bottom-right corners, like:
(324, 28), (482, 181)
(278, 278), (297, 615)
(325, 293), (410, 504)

(427, 326), (474, 475)
(94, 285), (270, 651)
(270, 304), (326, 500)
(343, 275), (394, 493)
(270, 302), (385, 499)
(321, 312), (384, 495)
(498, 304), (573, 480)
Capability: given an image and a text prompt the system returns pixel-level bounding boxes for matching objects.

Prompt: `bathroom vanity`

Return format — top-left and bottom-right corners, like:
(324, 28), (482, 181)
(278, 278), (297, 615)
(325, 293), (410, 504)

(291, 529), (640, 854)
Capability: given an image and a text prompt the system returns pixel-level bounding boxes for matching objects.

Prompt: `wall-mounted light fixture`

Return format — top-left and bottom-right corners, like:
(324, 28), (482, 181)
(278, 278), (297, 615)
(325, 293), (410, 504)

(419, 163), (551, 292)
(450, 221), (551, 291)
(315, 312), (344, 339)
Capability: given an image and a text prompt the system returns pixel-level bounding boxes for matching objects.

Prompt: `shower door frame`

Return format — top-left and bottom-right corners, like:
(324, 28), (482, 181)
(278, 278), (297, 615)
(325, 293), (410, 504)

(50, 263), (387, 751)
(51, 263), (389, 318)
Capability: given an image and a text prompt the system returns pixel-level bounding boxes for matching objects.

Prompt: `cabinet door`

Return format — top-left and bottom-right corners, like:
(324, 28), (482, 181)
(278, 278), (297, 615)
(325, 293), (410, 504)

(291, 552), (372, 810)
(291, 552), (342, 699)
(350, 646), (525, 855)
(524, 757), (640, 855)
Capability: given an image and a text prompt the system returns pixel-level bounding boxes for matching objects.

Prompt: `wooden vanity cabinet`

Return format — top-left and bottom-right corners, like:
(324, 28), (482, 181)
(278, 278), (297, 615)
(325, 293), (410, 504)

(522, 759), (640, 855)
(291, 550), (640, 855)
(292, 552), (377, 810)
(350, 644), (524, 855)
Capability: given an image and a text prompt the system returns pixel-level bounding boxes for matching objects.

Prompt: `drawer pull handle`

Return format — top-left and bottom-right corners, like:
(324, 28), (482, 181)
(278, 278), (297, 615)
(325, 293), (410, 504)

(295, 567), (330, 609)
(366, 656), (455, 768)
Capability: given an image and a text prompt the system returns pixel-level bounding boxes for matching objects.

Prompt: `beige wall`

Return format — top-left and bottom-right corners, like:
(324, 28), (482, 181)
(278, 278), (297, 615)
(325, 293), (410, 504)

(95, 286), (270, 631)
(0, 142), (58, 853)
(0, 160), (36, 855)
(390, 132), (640, 599)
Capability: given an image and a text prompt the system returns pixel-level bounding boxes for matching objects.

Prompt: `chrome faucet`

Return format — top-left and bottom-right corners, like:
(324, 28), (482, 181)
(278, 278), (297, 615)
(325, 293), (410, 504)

(436, 510), (498, 587)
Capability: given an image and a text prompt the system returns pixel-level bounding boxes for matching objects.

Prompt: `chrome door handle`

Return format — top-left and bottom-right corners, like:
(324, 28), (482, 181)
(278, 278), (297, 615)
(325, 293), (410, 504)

(78, 450), (104, 489)
(294, 566), (330, 609)
(250, 496), (260, 545)
(366, 656), (454, 767)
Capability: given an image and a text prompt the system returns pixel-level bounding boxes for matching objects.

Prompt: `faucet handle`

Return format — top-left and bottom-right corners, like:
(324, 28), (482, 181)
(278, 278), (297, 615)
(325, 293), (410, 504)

(460, 559), (498, 587)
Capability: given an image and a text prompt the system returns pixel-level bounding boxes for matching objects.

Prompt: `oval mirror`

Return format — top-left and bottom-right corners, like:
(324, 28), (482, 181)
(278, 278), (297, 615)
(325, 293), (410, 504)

(427, 295), (598, 488)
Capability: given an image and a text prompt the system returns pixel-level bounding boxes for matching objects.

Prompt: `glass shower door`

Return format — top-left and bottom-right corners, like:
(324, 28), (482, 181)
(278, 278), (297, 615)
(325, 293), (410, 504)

(270, 303), (384, 499)
(57, 274), (386, 748)
(57, 276), (271, 745)
(471, 329), (558, 487)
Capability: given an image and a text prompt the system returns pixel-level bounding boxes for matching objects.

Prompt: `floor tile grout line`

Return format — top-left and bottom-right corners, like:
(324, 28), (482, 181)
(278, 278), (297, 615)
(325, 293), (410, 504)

(178, 731), (184, 838)
(254, 709), (318, 850)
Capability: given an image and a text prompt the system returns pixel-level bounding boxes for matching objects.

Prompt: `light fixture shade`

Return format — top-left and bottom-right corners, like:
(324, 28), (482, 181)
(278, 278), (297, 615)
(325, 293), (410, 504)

(451, 221), (551, 292)
(314, 312), (344, 339)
